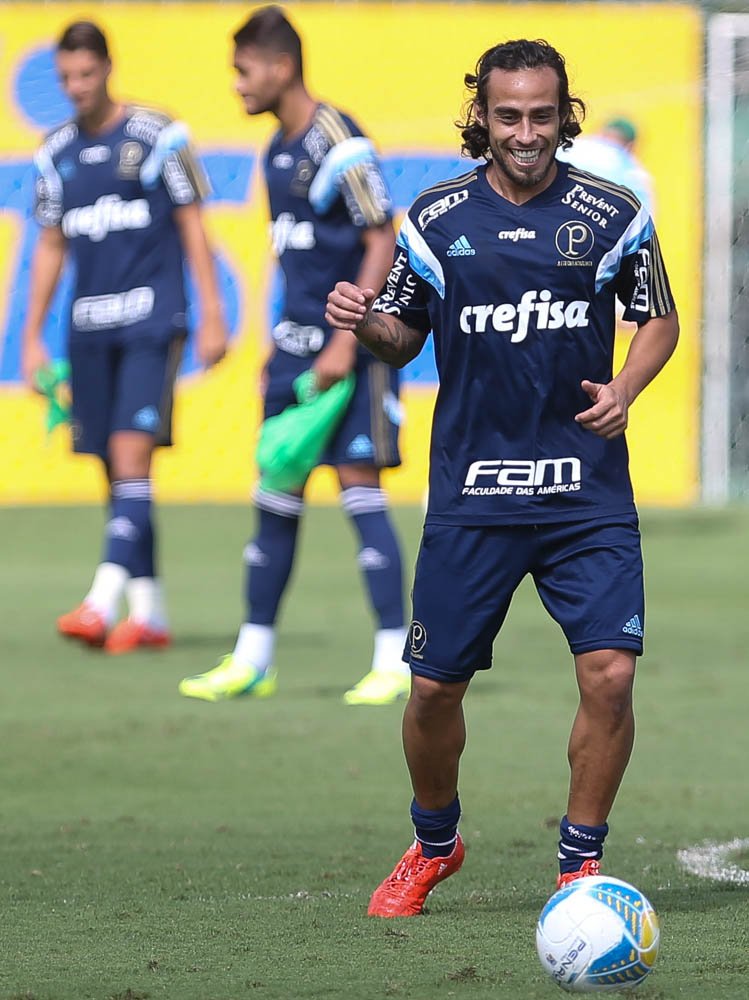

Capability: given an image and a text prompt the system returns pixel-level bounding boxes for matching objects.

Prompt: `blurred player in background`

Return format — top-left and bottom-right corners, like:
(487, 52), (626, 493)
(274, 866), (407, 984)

(557, 116), (654, 215)
(178, 5), (408, 705)
(22, 20), (227, 654)
(326, 38), (679, 915)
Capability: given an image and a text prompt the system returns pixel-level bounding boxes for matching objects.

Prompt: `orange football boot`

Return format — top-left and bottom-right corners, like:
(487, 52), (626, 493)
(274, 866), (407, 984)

(368, 834), (465, 917)
(556, 858), (601, 890)
(104, 619), (171, 655)
(57, 603), (107, 647)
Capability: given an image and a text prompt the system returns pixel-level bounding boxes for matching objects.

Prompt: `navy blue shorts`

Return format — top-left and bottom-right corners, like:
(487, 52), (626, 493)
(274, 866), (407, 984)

(406, 517), (644, 683)
(69, 334), (185, 458)
(264, 356), (401, 469)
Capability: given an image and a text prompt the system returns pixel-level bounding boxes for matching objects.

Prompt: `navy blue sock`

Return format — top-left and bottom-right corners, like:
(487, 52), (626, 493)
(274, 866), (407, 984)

(245, 488), (303, 626)
(105, 479), (155, 578)
(411, 796), (461, 858)
(558, 814), (609, 875)
(341, 486), (404, 629)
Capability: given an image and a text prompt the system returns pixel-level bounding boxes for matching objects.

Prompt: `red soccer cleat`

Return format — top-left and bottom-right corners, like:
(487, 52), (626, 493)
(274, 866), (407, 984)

(57, 603), (107, 647)
(367, 834), (465, 917)
(556, 858), (601, 890)
(104, 619), (171, 655)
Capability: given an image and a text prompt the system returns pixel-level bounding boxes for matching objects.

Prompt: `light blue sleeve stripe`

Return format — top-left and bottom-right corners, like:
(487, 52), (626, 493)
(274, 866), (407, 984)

(308, 136), (376, 213)
(140, 121), (190, 190)
(595, 208), (654, 293)
(398, 214), (445, 299)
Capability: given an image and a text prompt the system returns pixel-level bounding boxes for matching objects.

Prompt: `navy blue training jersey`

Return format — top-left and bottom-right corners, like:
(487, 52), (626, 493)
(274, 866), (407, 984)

(34, 105), (207, 342)
(264, 103), (392, 362)
(373, 160), (675, 525)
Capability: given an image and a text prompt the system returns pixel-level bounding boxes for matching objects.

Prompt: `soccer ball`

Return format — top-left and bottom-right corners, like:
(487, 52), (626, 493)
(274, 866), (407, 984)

(535, 876), (660, 992)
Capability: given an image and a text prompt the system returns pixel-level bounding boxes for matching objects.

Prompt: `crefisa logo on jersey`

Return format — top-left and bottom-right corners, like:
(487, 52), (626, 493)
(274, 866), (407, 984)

(62, 195), (152, 243)
(462, 457), (582, 497)
(80, 145), (111, 165)
(417, 189), (469, 231)
(272, 152), (294, 169)
(555, 221), (595, 267)
(498, 227), (536, 242)
(271, 212), (316, 254)
(459, 291), (590, 343)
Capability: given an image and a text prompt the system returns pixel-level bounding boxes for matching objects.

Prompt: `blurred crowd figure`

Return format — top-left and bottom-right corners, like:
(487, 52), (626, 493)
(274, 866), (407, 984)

(22, 20), (226, 654)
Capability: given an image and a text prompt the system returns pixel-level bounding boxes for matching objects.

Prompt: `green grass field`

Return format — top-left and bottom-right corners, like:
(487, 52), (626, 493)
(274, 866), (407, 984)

(2, 504), (749, 1000)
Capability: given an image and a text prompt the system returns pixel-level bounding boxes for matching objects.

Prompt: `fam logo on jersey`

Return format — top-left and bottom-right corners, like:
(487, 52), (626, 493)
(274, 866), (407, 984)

(62, 195), (152, 242)
(629, 249), (651, 311)
(498, 227), (536, 242)
(271, 320), (325, 357)
(555, 221), (595, 267)
(303, 125), (330, 165)
(459, 291), (590, 343)
(561, 184), (619, 229)
(116, 141), (144, 180)
(417, 189), (469, 231)
(72, 286), (155, 331)
(462, 456), (582, 497)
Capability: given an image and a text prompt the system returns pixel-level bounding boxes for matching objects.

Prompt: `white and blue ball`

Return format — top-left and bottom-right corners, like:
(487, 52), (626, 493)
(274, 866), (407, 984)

(536, 876), (660, 992)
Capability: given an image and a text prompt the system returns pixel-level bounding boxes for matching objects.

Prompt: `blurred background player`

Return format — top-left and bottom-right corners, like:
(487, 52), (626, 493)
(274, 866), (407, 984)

(326, 38), (679, 915)
(557, 115), (654, 215)
(22, 20), (227, 654)
(178, 5), (408, 705)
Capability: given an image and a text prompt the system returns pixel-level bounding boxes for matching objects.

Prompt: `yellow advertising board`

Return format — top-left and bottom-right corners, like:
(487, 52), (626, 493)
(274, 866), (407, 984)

(0, 3), (702, 505)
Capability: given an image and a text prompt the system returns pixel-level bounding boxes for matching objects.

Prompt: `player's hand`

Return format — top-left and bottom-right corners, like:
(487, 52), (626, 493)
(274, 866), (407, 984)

(325, 282), (377, 332)
(197, 316), (228, 369)
(574, 379), (629, 439)
(313, 332), (357, 391)
(22, 337), (50, 390)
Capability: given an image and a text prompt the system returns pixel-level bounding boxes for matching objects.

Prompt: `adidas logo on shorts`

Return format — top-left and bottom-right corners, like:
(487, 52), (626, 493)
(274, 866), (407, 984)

(622, 614), (644, 638)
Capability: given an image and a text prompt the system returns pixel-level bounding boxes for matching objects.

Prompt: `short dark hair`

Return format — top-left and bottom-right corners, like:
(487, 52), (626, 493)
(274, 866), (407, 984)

(57, 21), (109, 60)
(457, 39), (586, 159)
(233, 6), (303, 78)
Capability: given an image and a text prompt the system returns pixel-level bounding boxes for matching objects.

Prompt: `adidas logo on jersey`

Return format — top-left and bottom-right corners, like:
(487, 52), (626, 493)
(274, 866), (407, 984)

(622, 614), (644, 638)
(447, 235), (476, 257)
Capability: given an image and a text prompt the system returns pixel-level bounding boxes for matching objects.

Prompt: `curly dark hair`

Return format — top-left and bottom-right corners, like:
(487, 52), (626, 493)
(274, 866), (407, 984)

(457, 39), (586, 159)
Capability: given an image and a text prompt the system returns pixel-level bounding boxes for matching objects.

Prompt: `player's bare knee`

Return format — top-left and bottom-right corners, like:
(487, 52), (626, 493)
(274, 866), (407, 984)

(409, 675), (466, 718)
(575, 650), (635, 709)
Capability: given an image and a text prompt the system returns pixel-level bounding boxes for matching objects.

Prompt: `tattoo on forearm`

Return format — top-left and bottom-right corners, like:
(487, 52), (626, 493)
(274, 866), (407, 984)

(356, 310), (421, 364)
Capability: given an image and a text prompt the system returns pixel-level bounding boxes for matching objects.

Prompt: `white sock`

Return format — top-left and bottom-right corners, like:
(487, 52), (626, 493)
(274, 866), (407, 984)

(233, 623), (275, 671)
(126, 577), (168, 629)
(85, 562), (129, 626)
(371, 627), (410, 675)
